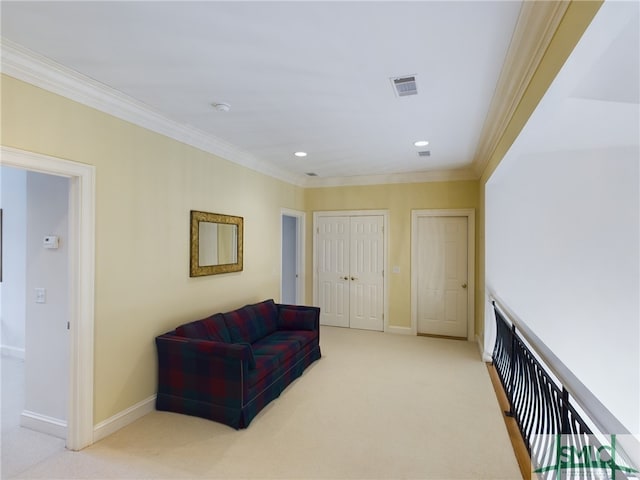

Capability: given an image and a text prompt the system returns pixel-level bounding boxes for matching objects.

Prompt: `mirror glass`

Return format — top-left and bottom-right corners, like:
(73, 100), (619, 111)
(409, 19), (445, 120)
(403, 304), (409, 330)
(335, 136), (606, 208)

(190, 210), (243, 276)
(198, 222), (238, 265)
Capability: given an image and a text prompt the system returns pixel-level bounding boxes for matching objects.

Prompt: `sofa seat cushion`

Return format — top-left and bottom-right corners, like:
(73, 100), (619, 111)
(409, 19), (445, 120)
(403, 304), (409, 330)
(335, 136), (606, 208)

(263, 330), (317, 349)
(223, 299), (278, 344)
(252, 337), (300, 365)
(245, 341), (320, 402)
(175, 313), (231, 343)
(246, 354), (280, 387)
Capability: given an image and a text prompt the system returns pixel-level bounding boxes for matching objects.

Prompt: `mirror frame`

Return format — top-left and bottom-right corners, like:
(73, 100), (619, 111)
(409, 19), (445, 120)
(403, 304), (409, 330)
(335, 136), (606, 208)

(190, 210), (243, 276)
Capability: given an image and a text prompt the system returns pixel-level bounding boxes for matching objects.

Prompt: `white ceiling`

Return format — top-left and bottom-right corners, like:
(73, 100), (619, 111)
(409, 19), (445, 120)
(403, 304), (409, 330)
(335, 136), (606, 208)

(506, 0), (639, 157)
(1, 1), (523, 184)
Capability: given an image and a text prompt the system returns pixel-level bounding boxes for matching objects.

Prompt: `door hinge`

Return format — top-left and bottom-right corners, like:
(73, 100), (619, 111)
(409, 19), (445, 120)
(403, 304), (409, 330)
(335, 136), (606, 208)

(67, 321), (70, 330)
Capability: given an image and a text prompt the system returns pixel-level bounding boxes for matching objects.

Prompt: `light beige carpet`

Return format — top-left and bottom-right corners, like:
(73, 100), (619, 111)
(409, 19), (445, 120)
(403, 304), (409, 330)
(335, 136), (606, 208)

(1, 354), (66, 478)
(3, 326), (521, 479)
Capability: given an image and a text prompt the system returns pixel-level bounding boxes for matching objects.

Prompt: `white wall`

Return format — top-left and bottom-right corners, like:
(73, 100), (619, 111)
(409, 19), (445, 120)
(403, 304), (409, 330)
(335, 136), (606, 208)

(24, 171), (70, 426)
(485, 0), (639, 435)
(1, 166), (28, 357)
(486, 146), (639, 434)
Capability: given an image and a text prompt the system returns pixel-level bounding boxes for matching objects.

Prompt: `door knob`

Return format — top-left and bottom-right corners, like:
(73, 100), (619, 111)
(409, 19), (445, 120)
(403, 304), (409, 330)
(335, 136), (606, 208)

(341, 276), (348, 280)
(461, 283), (467, 289)
(351, 277), (358, 281)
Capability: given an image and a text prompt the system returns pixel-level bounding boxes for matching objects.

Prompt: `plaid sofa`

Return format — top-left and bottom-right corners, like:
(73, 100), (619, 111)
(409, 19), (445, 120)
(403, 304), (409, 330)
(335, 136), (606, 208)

(155, 299), (321, 429)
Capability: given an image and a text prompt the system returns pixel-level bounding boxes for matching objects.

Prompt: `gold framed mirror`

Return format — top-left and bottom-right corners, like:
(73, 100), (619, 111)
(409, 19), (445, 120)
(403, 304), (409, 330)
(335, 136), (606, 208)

(190, 210), (243, 276)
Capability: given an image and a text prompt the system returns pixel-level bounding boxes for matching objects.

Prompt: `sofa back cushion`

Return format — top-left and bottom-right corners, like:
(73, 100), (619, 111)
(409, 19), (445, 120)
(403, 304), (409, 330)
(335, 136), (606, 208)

(175, 313), (231, 343)
(223, 299), (278, 344)
(277, 306), (317, 331)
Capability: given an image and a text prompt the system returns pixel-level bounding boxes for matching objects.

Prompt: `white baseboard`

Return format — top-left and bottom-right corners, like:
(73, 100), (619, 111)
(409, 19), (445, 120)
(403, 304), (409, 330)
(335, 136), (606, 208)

(2, 345), (26, 360)
(476, 334), (492, 362)
(21, 410), (67, 439)
(93, 395), (156, 443)
(386, 325), (413, 335)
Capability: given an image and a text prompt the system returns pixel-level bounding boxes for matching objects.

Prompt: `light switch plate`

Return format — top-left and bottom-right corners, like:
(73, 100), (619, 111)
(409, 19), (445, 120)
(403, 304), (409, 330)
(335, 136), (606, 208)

(35, 288), (46, 303)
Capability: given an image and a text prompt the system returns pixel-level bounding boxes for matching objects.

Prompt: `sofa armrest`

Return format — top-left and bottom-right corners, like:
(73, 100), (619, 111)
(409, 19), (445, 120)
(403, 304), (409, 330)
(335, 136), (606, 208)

(191, 338), (253, 360)
(155, 334), (252, 408)
(276, 304), (320, 331)
(156, 334), (254, 362)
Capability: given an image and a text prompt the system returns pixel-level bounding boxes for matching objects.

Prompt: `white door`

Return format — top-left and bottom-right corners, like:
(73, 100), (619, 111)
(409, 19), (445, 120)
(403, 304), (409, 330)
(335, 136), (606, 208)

(416, 216), (468, 337)
(317, 216), (350, 327)
(349, 216), (384, 331)
(317, 215), (384, 331)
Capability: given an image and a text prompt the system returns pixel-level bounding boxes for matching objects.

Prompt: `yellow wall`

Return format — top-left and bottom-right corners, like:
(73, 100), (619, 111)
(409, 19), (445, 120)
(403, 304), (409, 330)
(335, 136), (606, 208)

(305, 181), (479, 329)
(1, 75), (305, 423)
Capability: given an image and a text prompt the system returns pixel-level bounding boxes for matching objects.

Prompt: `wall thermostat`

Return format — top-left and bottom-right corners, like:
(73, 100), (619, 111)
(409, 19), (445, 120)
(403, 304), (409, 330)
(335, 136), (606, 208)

(43, 235), (59, 249)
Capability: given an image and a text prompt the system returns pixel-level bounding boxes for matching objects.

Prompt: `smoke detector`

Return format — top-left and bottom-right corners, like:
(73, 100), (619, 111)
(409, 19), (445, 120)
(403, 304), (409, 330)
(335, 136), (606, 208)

(391, 75), (418, 97)
(212, 102), (231, 112)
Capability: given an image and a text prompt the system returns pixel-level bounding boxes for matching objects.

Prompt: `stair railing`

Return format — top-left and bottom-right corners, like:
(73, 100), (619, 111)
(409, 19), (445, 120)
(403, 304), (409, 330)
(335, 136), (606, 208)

(488, 290), (639, 478)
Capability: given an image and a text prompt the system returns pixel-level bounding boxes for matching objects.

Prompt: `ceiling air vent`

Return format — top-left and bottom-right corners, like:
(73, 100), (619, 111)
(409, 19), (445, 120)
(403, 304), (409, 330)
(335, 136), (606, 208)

(391, 75), (418, 97)
(418, 150), (431, 157)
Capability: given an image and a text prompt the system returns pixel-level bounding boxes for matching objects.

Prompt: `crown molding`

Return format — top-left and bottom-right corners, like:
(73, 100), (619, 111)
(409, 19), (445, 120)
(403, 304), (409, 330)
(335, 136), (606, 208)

(471, 0), (571, 178)
(1, 37), (480, 188)
(0, 38), (305, 186)
(302, 167), (477, 188)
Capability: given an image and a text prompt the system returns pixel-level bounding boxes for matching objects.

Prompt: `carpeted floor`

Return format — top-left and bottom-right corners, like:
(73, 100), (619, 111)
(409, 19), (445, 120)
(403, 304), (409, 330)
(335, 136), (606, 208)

(2, 326), (521, 479)
(1, 354), (66, 478)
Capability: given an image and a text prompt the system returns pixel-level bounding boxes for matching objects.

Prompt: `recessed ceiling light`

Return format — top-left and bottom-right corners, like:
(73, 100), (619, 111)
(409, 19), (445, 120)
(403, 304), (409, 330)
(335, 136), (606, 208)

(294, 151), (308, 157)
(414, 140), (429, 147)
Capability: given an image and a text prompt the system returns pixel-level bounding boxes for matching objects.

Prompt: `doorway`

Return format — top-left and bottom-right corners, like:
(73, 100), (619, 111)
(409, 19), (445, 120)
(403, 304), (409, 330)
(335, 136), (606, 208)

(281, 209), (305, 305)
(1, 167), (70, 475)
(1, 146), (95, 451)
(314, 211), (387, 332)
(411, 209), (475, 340)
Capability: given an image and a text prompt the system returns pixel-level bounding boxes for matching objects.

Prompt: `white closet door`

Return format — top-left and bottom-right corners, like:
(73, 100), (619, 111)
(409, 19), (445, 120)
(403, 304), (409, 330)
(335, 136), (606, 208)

(317, 215), (384, 331)
(349, 216), (384, 331)
(317, 216), (350, 327)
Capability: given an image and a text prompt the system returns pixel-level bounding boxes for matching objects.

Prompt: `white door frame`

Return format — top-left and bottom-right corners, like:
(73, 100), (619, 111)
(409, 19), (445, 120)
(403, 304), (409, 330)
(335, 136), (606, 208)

(313, 210), (389, 332)
(2, 146), (95, 450)
(411, 209), (475, 341)
(280, 208), (305, 305)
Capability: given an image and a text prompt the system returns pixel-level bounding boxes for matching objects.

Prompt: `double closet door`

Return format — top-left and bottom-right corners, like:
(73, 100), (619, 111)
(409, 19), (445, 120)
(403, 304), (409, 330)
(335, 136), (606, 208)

(316, 215), (384, 331)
